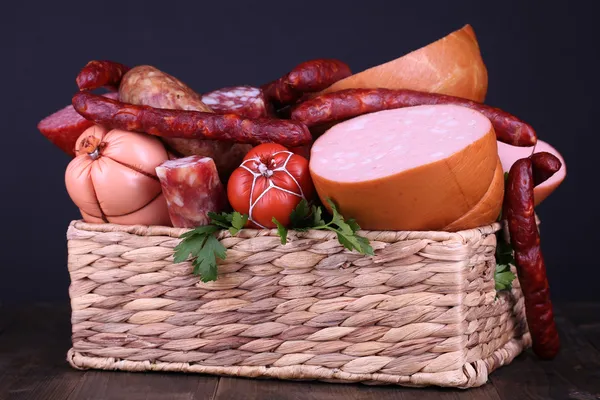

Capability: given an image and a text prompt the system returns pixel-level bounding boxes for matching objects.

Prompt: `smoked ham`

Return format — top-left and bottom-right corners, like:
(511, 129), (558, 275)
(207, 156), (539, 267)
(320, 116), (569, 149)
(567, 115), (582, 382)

(309, 104), (500, 231)
(497, 140), (566, 206)
(319, 24), (488, 102)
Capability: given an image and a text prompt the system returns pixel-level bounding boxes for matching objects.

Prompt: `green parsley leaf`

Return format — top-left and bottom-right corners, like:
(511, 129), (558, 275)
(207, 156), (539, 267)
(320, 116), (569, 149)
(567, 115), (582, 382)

(230, 212), (248, 236)
(174, 225), (225, 282)
(208, 212), (233, 229)
(289, 199), (311, 229)
(272, 217), (288, 245)
(311, 205), (325, 226)
(495, 270), (516, 291)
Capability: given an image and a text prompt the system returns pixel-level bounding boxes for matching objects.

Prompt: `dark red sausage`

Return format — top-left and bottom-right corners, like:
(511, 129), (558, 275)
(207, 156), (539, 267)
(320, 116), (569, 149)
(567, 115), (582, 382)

(261, 59), (352, 107)
(531, 152), (562, 186)
(76, 60), (131, 91)
(37, 92), (119, 157)
(504, 158), (560, 359)
(71, 91), (311, 147)
(291, 88), (537, 147)
(201, 86), (274, 118)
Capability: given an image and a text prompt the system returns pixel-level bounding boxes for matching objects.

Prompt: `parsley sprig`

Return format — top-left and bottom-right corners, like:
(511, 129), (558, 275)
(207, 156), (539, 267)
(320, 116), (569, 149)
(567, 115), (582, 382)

(494, 171), (516, 291)
(174, 199), (374, 282)
(273, 199), (374, 256)
(173, 211), (247, 282)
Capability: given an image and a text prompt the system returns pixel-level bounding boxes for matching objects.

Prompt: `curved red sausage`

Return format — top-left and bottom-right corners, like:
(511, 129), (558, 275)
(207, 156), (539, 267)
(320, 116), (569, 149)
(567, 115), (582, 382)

(71, 91), (311, 147)
(531, 152), (562, 186)
(291, 88), (537, 147)
(76, 60), (130, 91)
(504, 158), (560, 359)
(261, 59), (351, 108)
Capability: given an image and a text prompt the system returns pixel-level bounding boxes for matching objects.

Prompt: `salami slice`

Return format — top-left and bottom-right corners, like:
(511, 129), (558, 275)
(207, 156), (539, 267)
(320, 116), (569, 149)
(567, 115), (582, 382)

(155, 156), (227, 228)
(37, 92), (118, 157)
(201, 86), (273, 118)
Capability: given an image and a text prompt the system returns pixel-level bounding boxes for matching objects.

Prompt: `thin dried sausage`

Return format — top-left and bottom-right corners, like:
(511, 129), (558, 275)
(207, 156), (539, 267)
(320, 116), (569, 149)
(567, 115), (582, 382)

(291, 88), (537, 146)
(503, 158), (560, 359)
(76, 60), (130, 91)
(531, 152), (562, 186)
(72, 91), (312, 147)
(261, 59), (351, 108)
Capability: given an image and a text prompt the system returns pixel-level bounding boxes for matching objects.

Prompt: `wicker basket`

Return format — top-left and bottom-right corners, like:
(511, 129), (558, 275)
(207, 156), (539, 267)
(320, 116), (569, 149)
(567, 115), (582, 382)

(65, 219), (530, 388)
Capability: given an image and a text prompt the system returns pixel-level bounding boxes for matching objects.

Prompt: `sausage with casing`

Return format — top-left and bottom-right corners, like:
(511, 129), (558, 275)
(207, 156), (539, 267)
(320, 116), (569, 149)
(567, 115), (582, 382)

(291, 88), (537, 146)
(503, 157), (560, 359)
(76, 60), (130, 91)
(119, 65), (253, 180)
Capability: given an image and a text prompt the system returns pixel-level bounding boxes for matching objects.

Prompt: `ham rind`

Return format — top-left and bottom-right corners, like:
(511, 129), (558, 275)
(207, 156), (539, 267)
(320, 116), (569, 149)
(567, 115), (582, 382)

(155, 156), (227, 228)
(309, 104), (500, 231)
(497, 140), (566, 206)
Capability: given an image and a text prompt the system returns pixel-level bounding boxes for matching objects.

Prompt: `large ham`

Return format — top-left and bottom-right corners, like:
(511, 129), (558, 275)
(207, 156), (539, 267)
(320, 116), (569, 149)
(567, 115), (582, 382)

(318, 24), (488, 103)
(309, 104), (501, 231)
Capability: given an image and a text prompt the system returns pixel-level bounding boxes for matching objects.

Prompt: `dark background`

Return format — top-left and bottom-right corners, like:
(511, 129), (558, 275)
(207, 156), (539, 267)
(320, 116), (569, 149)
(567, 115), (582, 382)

(0, 1), (596, 303)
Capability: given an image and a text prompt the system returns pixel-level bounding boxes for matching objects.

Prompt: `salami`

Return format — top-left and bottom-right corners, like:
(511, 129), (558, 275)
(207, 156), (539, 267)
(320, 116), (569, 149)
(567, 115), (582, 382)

(503, 158), (560, 359)
(261, 59), (352, 107)
(76, 60), (130, 91)
(201, 86), (273, 118)
(531, 152), (562, 186)
(72, 91), (312, 147)
(156, 156), (227, 228)
(37, 92), (118, 156)
(291, 88), (537, 147)
(119, 65), (251, 180)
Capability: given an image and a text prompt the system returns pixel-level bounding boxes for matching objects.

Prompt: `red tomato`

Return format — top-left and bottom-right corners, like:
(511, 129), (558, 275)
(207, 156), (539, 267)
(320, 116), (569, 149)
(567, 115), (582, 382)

(227, 143), (314, 229)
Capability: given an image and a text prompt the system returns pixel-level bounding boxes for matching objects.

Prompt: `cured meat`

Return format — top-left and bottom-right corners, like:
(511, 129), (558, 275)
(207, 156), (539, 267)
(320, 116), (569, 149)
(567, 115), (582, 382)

(119, 65), (251, 180)
(497, 140), (566, 205)
(319, 24), (488, 102)
(201, 86), (273, 118)
(309, 105), (499, 231)
(443, 158), (504, 232)
(156, 156), (227, 228)
(261, 59), (351, 107)
(531, 152), (562, 186)
(37, 92), (118, 157)
(503, 158), (560, 359)
(72, 91), (312, 146)
(291, 88), (537, 147)
(65, 125), (171, 226)
(76, 60), (130, 91)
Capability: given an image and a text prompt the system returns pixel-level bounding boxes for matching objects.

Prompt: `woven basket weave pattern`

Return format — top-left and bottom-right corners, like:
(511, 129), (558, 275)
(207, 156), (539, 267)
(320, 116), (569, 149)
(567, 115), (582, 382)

(65, 220), (529, 388)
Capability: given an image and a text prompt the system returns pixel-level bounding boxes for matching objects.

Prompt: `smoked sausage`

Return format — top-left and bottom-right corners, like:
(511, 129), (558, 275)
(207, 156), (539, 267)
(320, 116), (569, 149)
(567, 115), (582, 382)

(261, 59), (352, 108)
(72, 91), (312, 147)
(76, 60), (130, 91)
(291, 88), (537, 146)
(531, 152), (562, 186)
(504, 158), (560, 359)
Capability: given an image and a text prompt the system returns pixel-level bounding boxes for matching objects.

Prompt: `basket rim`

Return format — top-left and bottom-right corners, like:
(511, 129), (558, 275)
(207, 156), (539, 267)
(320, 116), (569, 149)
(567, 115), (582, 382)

(68, 219), (503, 244)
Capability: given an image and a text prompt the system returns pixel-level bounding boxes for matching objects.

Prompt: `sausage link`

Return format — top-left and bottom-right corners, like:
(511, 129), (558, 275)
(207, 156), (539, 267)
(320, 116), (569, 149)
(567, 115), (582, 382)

(261, 59), (351, 107)
(531, 152), (562, 186)
(504, 158), (560, 359)
(76, 60), (131, 91)
(291, 88), (537, 146)
(201, 86), (274, 118)
(71, 91), (311, 147)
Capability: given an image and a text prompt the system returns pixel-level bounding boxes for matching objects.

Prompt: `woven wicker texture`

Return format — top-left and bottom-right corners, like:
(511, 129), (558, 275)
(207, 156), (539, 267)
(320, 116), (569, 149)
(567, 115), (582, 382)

(66, 220), (529, 388)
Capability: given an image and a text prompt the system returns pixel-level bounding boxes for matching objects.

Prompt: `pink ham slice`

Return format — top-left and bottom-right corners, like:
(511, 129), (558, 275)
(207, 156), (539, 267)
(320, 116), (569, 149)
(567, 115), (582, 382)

(309, 104), (501, 231)
(156, 155), (227, 228)
(497, 140), (566, 206)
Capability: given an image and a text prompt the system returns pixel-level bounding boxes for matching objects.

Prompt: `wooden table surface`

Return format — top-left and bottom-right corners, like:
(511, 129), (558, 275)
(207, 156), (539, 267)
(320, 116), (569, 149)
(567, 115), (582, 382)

(0, 302), (599, 400)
